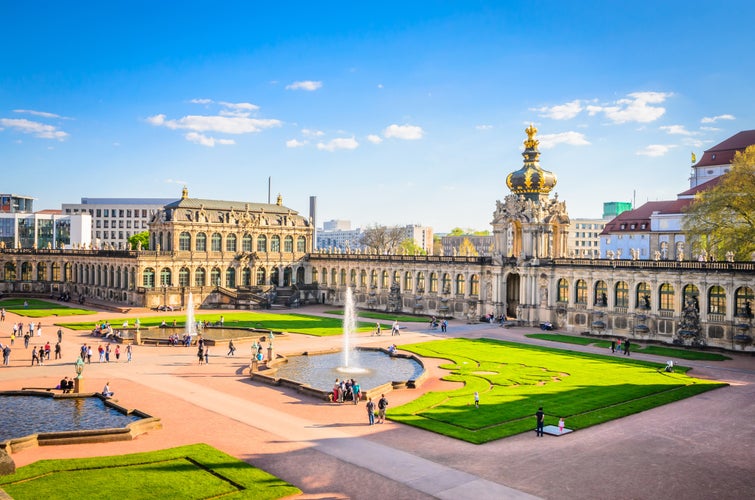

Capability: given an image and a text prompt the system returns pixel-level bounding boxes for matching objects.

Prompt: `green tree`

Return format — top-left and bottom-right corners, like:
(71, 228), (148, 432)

(399, 238), (427, 255)
(128, 231), (150, 250)
(683, 145), (755, 260)
(448, 227), (465, 236)
(457, 237), (479, 256)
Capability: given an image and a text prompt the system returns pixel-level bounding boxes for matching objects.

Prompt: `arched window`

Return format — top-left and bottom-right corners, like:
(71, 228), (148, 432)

(195, 267), (206, 286)
(242, 234), (253, 252)
(350, 269), (357, 286)
(340, 269), (347, 285)
(417, 272), (426, 291)
(271, 235), (280, 252)
(64, 262), (72, 282)
(257, 235), (267, 252)
(615, 281), (629, 308)
(211, 267), (221, 286)
(37, 262), (47, 281)
(659, 283), (674, 311)
(320, 267), (327, 285)
(455, 274), (465, 295)
(226, 267), (236, 288)
(297, 236), (306, 252)
(284, 235), (294, 252)
(735, 287), (754, 317)
(21, 262), (33, 281)
(256, 267), (266, 285)
(196, 232), (207, 252)
(370, 270), (378, 287)
(392, 271), (400, 287)
(4, 262), (16, 281)
(360, 270), (367, 287)
(331, 268), (338, 285)
(429, 272), (438, 293)
(594, 280), (607, 306)
(636, 282), (651, 309)
(142, 268), (155, 288)
(404, 271), (413, 291)
(271, 267), (280, 286)
(708, 286), (726, 314)
(470, 274), (480, 296)
(312, 268), (319, 284)
(52, 262), (61, 282)
(211, 233), (222, 252)
(179, 232), (191, 251)
(557, 279), (569, 303)
(242, 267), (251, 286)
(178, 267), (190, 287)
(441, 273), (451, 294)
(575, 279), (587, 304)
(683, 284), (700, 311)
(160, 267), (171, 286)
(381, 270), (389, 288)
(226, 234), (237, 252)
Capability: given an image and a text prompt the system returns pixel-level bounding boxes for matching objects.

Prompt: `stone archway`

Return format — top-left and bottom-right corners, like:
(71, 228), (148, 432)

(506, 273), (521, 318)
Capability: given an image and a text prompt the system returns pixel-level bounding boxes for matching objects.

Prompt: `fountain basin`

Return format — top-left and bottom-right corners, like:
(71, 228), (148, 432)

(252, 348), (426, 401)
(0, 391), (161, 454)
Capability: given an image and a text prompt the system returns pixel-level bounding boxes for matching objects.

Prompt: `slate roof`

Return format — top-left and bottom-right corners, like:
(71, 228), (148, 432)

(164, 197), (299, 215)
(692, 129), (755, 168)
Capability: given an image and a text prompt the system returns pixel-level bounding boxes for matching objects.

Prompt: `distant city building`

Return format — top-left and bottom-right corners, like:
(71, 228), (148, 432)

(603, 201), (632, 219)
(601, 130), (755, 260)
(316, 226), (364, 251)
(567, 202), (631, 258)
(0, 211), (91, 249)
(322, 219), (351, 231)
(403, 225), (433, 254)
(441, 235), (494, 256)
(62, 197), (177, 250)
(0, 194), (35, 213)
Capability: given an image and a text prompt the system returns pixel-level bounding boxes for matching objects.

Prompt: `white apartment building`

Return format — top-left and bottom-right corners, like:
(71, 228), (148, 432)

(62, 197), (177, 250)
(567, 219), (607, 258)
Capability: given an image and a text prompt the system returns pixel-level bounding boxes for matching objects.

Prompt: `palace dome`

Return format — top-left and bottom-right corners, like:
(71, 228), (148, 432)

(506, 124), (557, 200)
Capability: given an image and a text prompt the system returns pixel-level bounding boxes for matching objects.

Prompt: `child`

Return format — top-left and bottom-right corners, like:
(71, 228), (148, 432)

(474, 391), (480, 408)
(558, 417), (565, 434)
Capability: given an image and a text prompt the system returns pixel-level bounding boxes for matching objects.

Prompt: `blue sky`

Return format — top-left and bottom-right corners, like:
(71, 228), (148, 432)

(2, 1), (753, 232)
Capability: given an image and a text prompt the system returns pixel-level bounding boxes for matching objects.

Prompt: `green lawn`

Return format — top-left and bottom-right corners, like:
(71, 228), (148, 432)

(0, 298), (95, 317)
(390, 338), (726, 444)
(57, 311), (373, 336)
(325, 310), (434, 323)
(526, 333), (731, 361)
(0, 443), (299, 500)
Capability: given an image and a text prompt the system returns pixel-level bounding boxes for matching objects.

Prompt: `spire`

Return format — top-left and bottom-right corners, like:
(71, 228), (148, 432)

(276, 193), (283, 206)
(505, 124), (557, 201)
(181, 186), (189, 199)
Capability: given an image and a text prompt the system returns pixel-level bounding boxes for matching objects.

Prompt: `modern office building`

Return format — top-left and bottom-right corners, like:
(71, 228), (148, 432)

(0, 211), (91, 249)
(62, 197), (178, 250)
(0, 194), (35, 213)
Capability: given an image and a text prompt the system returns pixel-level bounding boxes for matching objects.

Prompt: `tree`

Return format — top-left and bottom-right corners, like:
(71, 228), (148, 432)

(399, 238), (426, 255)
(448, 227), (465, 236)
(360, 224), (405, 254)
(432, 235), (443, 255)
(683, 145), (755, 260)
(128, 231), (149, 250)
(457, 237), (479, 256)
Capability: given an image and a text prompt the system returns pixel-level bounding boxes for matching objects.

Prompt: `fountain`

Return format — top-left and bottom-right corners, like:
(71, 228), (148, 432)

(339, 287), (366, 374)
(185, 292), (197, 337)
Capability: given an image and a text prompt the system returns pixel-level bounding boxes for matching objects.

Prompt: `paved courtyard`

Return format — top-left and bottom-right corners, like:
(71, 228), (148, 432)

(1, 304), (753, 499)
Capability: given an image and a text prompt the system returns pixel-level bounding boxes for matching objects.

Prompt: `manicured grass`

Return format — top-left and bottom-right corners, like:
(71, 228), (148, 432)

(0, 443), (300, 500)
(526, 333), (731, 361)
(526, 333), (612, 348)
(325, 310), (433, 323)
(390, 338), (725, 444)
(0, 298), (95, 317)
(57, 311), (373, 337)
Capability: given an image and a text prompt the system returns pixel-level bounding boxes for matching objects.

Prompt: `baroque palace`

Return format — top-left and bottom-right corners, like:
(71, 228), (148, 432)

(1, 126), (753, 351)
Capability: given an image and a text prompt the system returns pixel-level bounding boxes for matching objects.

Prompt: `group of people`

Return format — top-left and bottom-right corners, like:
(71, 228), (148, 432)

(429, 316), (448, 332)
(197, 336), (210, 364)
(365, 394), (389, 425)
(610, 338), (632, 356)
(535, 407), (566, 437)
(332, 378), (361, 404)
(29, 341), (62, 365)
(58, 376), (75, 393)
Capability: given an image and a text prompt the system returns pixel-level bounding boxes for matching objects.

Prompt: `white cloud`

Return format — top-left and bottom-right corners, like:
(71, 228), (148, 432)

(701, 114), (735, 123)
(164, 178), (188, 185)
(185, 132), (235, 147)
(13, 109), (70, 119)
(533, 99), (583, 120)
(537, 131), (590, 149)
(190, 98), (213, 104)
(0, 118), (68, 140)
(316, 137), (359, 152)
(301, 128), (324, 137)
(377, 83), (384, 89)
(286, 139), (308, 148)
(700, 126), (720, 132)
(366, 134), (383, 144)
(286, 80), (323, 91)
(383, 124), (424, 140)
(476, 124), (493, 130)
(636, 144), (676, 157)
(660, 125), (696, 136)
(587, 92), (671, 124)
(218, 101), (259, 112)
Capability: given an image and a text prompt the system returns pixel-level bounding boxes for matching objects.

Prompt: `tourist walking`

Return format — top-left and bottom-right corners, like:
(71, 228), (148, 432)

(105, 344), (111, 362)
(0, 307), (5, 321)
(86, 345), (92, 364)
(474, 391), (479, 408)
(31, 346), (40, 366)
(98, 344), (105, 362)
(391, 320), (400, 336)
(441, 319), (447, 333)
(535, 407), (545, 437)
(54, 342), (61, 359)
(624, 339), (631, 356)
(352, 380), (360, 404)
(377, 394), (388, 423)
(115, 345), (121, 361)
(204, 347), (210, 364)
(126, 344), (132, 362)
(366, 397), (375, 425)
(2, 345), (10, 366)
(197, 346), (204, 365)
(57, 328), (63, 342)
(227, 339), (236, 356)
(24, 333), (30, 349)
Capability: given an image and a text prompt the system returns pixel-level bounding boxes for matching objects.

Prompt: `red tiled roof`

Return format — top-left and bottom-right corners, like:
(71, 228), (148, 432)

(600, 199), (693, 235)
(35, 209), (62, 214)
(677, 176), (723, 197)
(693, 129), (755, 168)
